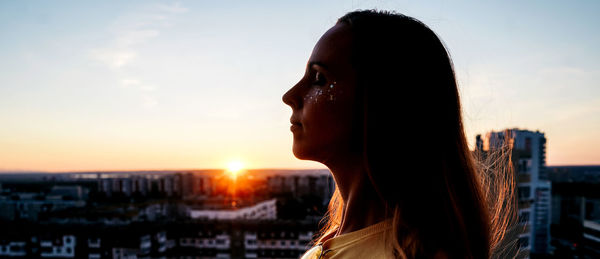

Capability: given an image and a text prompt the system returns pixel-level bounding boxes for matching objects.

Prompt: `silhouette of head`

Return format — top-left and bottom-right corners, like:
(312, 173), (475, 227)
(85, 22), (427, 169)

(282, 10), (460, 172)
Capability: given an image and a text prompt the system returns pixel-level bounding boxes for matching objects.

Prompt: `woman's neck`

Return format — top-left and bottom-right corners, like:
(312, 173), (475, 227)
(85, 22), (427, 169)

(326, 156), (389, 236)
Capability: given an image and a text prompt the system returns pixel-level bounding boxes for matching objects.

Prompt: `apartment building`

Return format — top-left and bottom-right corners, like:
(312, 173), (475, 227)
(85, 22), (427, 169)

(476, 128), (551, 256)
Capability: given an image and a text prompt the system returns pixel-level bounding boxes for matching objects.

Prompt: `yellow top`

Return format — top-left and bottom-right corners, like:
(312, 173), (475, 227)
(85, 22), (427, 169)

(300, 218), (396, 259)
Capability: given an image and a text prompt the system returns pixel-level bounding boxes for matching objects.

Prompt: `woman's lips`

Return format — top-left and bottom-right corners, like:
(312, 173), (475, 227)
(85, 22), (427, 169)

(290, 116), (302, 132)
(290, 123), (302, 132)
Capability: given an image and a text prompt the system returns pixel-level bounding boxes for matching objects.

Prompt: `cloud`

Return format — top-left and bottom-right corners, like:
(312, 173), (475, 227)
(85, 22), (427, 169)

(113, 29), (160, 48)
(120, 78), (155, 91)
(90, 28), (159, 69)
(90, 3), (188, 108)
(91, 49), (137, 69)
(90, 3), (185, 69)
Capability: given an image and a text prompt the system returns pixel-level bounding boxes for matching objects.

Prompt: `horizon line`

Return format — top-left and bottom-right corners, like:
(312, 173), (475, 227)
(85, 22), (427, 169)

(0, 167), (331, 174)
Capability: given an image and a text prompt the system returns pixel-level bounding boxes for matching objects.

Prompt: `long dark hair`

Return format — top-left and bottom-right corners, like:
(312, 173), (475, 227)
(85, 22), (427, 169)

(311, 10), (517, 258)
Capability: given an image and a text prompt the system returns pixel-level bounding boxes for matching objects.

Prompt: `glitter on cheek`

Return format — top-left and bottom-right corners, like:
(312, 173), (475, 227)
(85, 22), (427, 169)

(328, 84), (335, 101)
(303, 89), (320, 104)
(303, 86), (340, 104)
(326, 88), (337, 102)
(314, 89), (325, 103)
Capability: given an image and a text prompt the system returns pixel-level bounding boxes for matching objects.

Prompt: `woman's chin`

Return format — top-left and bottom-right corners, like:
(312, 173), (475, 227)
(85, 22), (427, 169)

(292, 146), (308, 160)
(292, 144), (316, 161)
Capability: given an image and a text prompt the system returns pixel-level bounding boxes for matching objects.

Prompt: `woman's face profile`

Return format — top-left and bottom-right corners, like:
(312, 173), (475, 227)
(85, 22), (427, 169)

(282, 23), (358, 164)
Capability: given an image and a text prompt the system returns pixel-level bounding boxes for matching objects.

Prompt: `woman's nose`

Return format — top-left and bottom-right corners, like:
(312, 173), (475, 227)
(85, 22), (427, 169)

(282, 83), (301, 109)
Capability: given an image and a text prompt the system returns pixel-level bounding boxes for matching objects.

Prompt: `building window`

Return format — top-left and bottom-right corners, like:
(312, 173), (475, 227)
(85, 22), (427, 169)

(518, 187), (530, 200)
(519, 211), (530, 224)
(518, 237), (529, 248)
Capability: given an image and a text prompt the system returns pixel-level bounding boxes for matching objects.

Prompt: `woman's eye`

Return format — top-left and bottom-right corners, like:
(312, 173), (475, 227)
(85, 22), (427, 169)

(313, 71), (327, 86)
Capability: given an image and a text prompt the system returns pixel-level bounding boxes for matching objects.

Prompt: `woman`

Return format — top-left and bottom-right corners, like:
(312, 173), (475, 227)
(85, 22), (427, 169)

(282, 10), (516, 259)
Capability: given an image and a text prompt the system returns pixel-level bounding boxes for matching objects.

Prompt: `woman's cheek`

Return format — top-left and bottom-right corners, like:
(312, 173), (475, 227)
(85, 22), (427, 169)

(302, 87), (346, 135)
(303, 85), (343, 106)
(303, 88), (325, 104)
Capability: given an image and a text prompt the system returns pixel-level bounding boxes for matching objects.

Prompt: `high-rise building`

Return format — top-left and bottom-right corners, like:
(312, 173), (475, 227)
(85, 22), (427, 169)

(476, 128), (551, 256)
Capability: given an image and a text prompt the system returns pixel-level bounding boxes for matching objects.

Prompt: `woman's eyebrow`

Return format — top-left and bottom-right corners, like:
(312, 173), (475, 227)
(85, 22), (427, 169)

(308, 61), (329, 70)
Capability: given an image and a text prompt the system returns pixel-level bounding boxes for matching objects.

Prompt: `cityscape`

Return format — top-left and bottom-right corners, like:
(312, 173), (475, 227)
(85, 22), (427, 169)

(0, 128), (599, 258)
(0, 168), (335, 258)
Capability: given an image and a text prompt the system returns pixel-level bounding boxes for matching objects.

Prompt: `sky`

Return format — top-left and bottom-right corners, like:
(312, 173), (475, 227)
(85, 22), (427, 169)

(0, 1), (598, 172)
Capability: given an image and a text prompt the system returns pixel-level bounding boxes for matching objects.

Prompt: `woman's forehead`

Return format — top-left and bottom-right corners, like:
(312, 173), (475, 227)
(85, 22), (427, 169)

(309, 23), (353, 71)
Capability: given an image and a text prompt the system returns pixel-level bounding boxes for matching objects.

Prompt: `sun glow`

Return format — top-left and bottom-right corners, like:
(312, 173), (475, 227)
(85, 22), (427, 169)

(226, 160), (244, 179)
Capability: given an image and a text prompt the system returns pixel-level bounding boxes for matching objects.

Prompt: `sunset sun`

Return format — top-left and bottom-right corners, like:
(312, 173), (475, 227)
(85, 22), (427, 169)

(226, 160), (244, 179)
